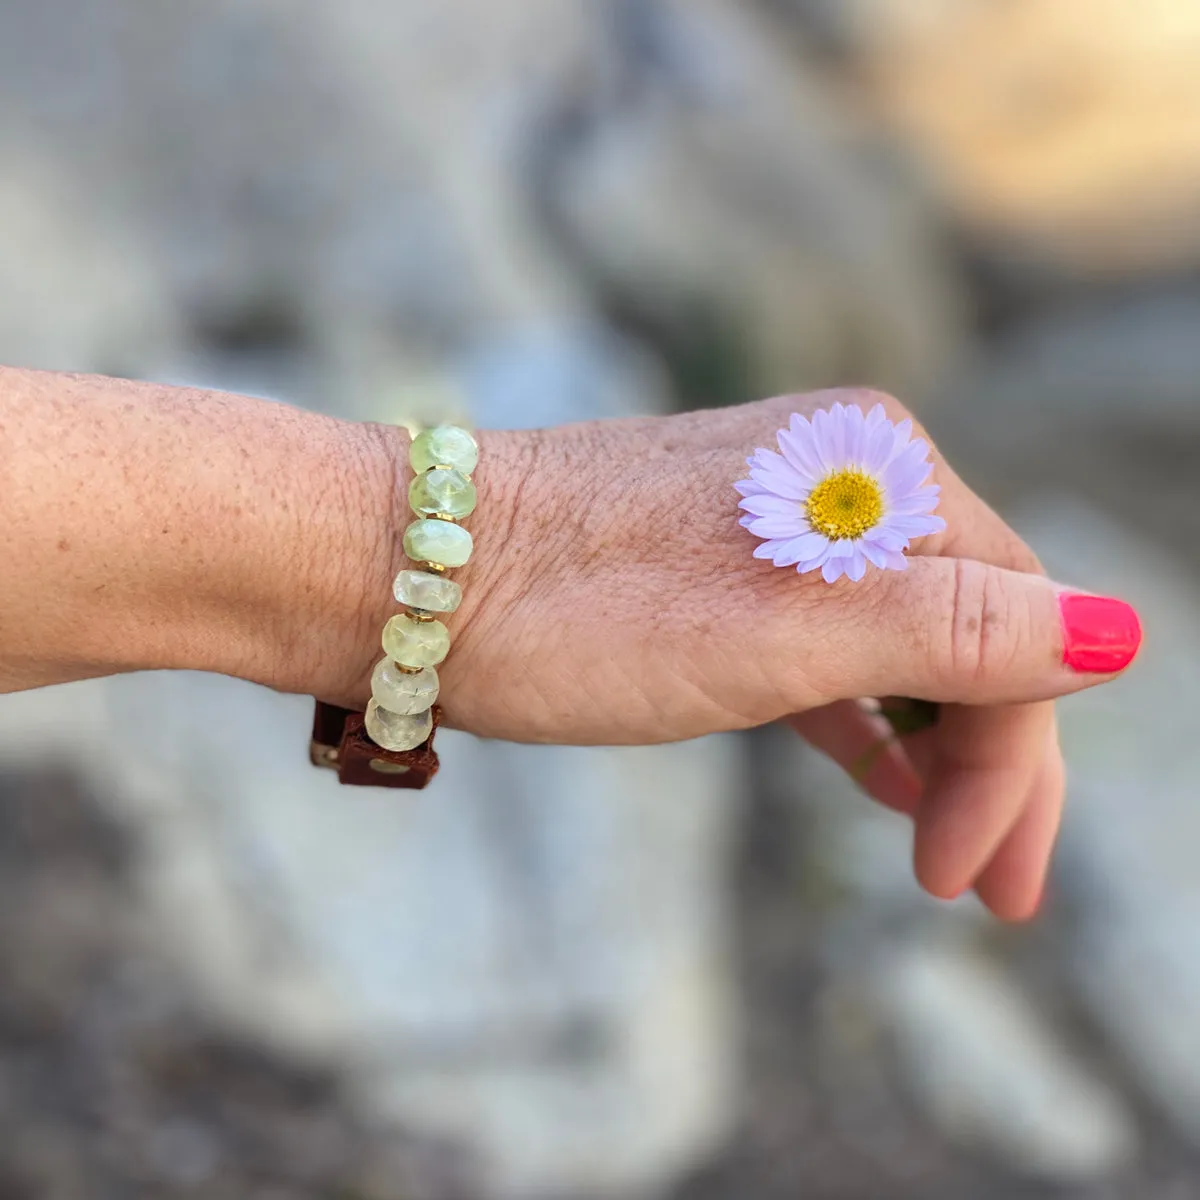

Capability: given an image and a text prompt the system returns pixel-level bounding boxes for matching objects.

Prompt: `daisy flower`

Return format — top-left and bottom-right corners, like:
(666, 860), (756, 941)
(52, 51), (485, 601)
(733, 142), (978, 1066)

(736, 402), (945, 583)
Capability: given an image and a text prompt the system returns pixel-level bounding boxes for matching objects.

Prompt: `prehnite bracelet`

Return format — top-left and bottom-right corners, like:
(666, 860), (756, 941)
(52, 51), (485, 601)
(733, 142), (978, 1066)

(309, 423), (478, 790)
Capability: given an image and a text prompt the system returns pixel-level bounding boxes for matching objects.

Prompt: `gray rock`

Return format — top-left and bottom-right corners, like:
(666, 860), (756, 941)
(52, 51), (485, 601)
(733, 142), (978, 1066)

(934, 292), (1200, 573)
(0, 0), (968, 404)
(0, 140), (182, 374)
(0, 0), (597, 363)
(544, 0), (966, 401)
(1011, 498), (1200, 1148)
(456, 323), (672, 426)
(7, 670), (742, 1199)
(872, 936), (1138, 1181)
(942, 293), (1200, 449)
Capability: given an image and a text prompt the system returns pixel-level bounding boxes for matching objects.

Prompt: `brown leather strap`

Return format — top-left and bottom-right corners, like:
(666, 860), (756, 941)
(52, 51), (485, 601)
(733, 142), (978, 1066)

(310, 700), (440, 789)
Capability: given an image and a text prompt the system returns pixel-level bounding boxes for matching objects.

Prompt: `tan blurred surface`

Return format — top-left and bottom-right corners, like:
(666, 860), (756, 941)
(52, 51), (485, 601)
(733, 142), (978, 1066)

(848, 0), (1200, 270)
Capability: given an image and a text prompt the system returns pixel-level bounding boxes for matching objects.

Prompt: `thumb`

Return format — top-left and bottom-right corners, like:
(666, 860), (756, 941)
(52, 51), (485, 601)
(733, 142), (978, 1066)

(835, 557), (1142, 705)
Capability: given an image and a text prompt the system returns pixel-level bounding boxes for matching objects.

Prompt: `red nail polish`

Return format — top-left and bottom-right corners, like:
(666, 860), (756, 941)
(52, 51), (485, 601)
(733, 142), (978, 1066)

(1059, 594), (1142, 674)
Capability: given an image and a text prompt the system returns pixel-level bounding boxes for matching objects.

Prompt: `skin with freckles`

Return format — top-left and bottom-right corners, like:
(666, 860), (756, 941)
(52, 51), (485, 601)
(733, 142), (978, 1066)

(0, 369), (1140, 922)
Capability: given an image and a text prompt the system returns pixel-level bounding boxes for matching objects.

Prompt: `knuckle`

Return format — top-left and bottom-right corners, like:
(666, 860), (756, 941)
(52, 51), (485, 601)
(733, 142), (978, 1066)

(942, 559), (1018, 684)
(761, 386), (904, 422)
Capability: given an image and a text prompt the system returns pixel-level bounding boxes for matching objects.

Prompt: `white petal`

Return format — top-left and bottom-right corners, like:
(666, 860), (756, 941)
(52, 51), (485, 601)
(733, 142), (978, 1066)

(888, 485), (941, 515)
(890, 514), (946, 539)
(862, 418), (896, 475)
(748, 450), (810, 501)
(748, 473), (810, 502)
(844, 404), (869, 466)
(746, 514), (808, 539)
(750, 447), (784, 471)
(734, 478), (771, 498)
(883, 443), (934, 497)
(739, 493), (803, 518)
(821, 557), (846, 583)
(860, 539), (891, 569)
(778, 424), (823, 484)
(871, 528), (910, 553)
(846, 550), (868, 582)
(828, 404), (852, 468)
(810, 408), (838, 472)
(771, 531), (828, 565)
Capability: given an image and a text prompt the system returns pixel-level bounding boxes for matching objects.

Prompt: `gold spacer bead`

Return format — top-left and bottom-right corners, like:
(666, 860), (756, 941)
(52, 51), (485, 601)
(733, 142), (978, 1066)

(428, 463), (473, 482)
(369, 758), (412, 775)
(405, 608), (436, 623)
(391, 659), (423, 675)
(428, 512), (459, 523)
(309, 742), (340, 768)
(417, 561), (448, 574)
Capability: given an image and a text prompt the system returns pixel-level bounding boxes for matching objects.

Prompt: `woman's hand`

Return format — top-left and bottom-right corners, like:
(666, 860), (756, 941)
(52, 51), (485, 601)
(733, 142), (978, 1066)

(0, 369), (1139, 922)
(420, 389), (1140, 921)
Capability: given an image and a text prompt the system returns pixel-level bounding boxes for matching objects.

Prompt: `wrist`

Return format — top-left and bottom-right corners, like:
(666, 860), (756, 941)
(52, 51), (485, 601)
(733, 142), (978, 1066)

(248, 416), (406, 706)
(430, 425), (544, 730)
(142, 403), (402, 701)
(289, 419), (539, 729)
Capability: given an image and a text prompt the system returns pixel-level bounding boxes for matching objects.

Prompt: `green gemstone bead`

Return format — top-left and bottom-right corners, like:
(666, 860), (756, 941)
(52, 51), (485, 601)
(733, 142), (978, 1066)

(382, 614), (450, 668)
(393, 569), (462, 613)
(403, 519), (473, 568)
(365, 699), (433, 752)
(410, 425), (479, 476)
(371, 657), (439, 715)
(409, 467), (477, 519)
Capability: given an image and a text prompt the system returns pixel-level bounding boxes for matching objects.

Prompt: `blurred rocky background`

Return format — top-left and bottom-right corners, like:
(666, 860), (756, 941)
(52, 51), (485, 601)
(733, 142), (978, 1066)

(1, 0), (1198, 1197)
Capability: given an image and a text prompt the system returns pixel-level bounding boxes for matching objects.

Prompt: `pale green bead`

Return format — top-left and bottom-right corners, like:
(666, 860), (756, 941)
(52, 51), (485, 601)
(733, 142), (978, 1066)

(410, 425), (479, 476)
(409, 467), (477, 519)
(403, 519), (473, 568)
(371, 657), (439, 715)
(393, 569), (462, 613)
(382, 613), (450, 668)
(365, 699), (433, 752)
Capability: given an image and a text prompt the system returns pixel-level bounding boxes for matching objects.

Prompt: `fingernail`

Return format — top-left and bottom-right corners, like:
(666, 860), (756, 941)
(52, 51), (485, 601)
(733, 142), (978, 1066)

(1059, 593), (1142, 674)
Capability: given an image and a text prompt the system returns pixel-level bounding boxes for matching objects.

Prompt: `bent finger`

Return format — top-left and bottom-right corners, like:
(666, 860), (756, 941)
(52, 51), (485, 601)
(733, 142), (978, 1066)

(912, 700), (1052, 899)
(789, 700), (922, 815)
(973, 725), (1066, 921)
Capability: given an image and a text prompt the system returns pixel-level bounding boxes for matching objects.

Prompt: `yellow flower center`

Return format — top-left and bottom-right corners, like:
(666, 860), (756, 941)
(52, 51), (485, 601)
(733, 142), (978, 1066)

(805, 468), (885, 540)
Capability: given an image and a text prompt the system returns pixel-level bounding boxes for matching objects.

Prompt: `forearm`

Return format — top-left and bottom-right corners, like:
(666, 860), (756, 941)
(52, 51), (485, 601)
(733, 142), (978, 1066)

(0, 367), (406, 698)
